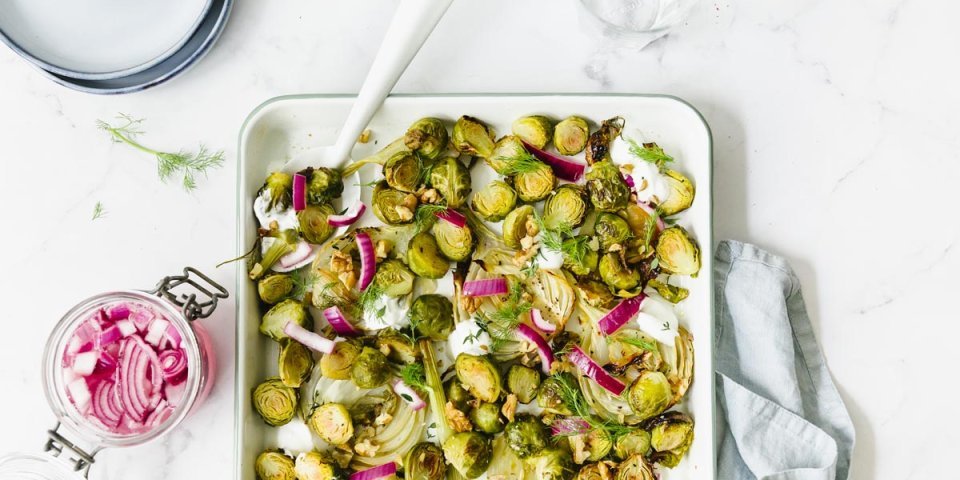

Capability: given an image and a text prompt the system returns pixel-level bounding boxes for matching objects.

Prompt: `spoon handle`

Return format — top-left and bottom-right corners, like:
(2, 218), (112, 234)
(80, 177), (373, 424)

(330, 0), (454, 166)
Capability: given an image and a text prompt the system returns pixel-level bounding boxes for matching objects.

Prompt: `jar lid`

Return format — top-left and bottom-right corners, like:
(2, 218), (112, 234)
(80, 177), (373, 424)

(0, 453), (85, 480)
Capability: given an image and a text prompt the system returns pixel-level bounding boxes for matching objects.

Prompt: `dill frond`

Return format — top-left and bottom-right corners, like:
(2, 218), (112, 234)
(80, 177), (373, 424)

(626, 139), (673, 168)
(91, 202), (106, 220)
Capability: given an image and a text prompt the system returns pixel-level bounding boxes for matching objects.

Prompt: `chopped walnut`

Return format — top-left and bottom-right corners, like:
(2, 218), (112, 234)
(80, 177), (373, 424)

(608, 243), (623, 253)
(374, 411), (393, 427)
(401, 193), (418, 210)
(620, 163), (635, 174)
(358, 128), (372, 144)
(524, 217), (540, 237)
(520, 235), (536, 251)
(339, 270), (358, 290)
(354, 438), (380, 457)
(445, 402), (473, 433)
(378, 344), (391, 357)
(513, 243), (539, 267)
(569, 434), (589, 464)
(460, 295), (482, 314)
(395, 205), (414, 222)
(638, 178), (649, 192)
(502, 394), (518, 423)
(375, 240), (392, 260)
(330, 251), (353, 273)
(419, 188), (440, 204)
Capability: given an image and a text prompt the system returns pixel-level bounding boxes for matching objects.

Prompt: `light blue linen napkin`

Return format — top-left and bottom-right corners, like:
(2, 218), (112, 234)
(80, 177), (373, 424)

(714, 241), (855, 480)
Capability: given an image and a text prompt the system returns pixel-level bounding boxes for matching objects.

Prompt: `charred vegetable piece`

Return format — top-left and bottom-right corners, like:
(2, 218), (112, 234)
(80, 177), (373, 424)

(472, 180), (518, 222)
(487, 135), (533, 175)
(252, 378), (298, 426)
(411, 294), (454, 340)
(655, 226), (701, 277)
(585, 117), (623, 165)
(302, 167), (343, 205)
(537, 372), (575, 415)
(627, 371), (673, 420)
(507, 365), (541, 404)
(452, 116), (496, 158)
(255, 450), (296, 480)
(574, 429), (612, 463)
(647, 279), (689, 303)
(350, 347), (391, 388)
(543, 184), (589, 230)
(574, 279), (617, 309)
(384, 151), (425, 193)
(429, 156), (472, 209)
(505, 414), (549, 458)
(320, 339), (361, 380)
(307, 403), (354, 445)
(470, 401), (505, 434)
(405, 117), (449, 161)
(407, 232), (450, 279)
(278, 338), (313, 388)
(594, 212), (632, 252)
(258, 274), (293, 304)
(259, 172), (293, 211)
(443, 431), (492, 479)
(405, 442), (447, 480)
(445, 377), (473, 412)
(298, 204), (336, 244)
(575, 462), (614, 480)
(455, 353), (502, 403)
(585, 159), (630, 212)
(555, 116), (590, 156)
(372, 180), (418, 225)
(563, 237), (600, 277)
(644, 411), (695, 468)
(599, 253), (641, 292)
(512, 115), (554, 149)
(259, 299), (311, 342)
(657, 169), (695, 216)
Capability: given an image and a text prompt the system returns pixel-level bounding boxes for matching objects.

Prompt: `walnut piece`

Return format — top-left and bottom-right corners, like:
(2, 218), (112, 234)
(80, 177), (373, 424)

(395, 205), (414, 222)
(354, 438), (380, 457)
(420, 188), (440, 204)
(501, 394), (518, 423)
(330, 251), (353, 273)
(445, 402), (473, 433)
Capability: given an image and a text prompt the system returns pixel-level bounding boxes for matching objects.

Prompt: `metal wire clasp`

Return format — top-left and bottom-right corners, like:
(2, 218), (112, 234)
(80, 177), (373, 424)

(149, 267), (229, 321)
(45, 422), (99, 477)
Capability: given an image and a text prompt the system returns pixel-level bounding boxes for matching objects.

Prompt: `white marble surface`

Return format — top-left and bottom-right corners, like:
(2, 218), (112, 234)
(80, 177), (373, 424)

(0, 0), (957, 478)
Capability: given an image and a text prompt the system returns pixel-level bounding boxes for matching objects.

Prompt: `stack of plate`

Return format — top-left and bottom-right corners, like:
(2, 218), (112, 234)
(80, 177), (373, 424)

(0, 0), (232, 94)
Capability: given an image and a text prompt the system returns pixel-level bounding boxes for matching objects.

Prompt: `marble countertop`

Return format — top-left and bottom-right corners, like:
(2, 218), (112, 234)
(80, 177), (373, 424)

(1, 0), (955, 478)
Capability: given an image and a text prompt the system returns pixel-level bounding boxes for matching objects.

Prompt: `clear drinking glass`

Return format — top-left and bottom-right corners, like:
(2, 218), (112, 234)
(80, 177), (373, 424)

(580, 0), (700, 34)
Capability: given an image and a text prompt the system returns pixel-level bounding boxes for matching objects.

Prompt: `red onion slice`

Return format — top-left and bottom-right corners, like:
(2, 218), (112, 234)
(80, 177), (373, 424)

(516, 324), (554, 374)
(463, 277), (508, 297)
(107, 304), (130, 320)
(530, 308), (556, 334)
(278, 241), (314, 268)
(392, 379), (426, 411)
(283, 322), (335, 354)
(596, 295), (646, 336)
(71, 351), (98, 376)
(435, 208), (466, 228)
(322, 306), (360, 336)
(159, 349), (188, 385)
(328, 202), (367, 227)
(523, 140), (586, 182)
(67, 378), (92, 413)
(356, 232), (376, 291)
(550, 417), (591, 436)
(293, 173), (307, 212)
(116, 319), (137, 337)
(144, 318), (170, 346)
(567, 346), (626, 396)
(99, 325), (122, 345)
(350, 462), (397, 480)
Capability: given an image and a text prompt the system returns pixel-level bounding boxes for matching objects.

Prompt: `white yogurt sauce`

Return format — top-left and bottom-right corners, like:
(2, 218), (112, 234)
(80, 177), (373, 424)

(447, 319), (493, 358)
(276, 421), (315, 455)
(253, 190), (300, 231)
(633, 294), (679, 346)
(608, 132), (671, 205)
(358, 295), (410, 331)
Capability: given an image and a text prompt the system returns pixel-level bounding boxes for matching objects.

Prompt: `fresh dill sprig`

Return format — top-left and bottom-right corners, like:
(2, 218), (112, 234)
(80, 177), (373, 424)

(400, 363), (427, 390)
(356, 283), (387, 320)
(354, 180), (380, 188)
(476, 280), (532, 350)
(535, 213), (588, 266)
(91, 202), (106, 220)
(290, 269), (318, 300)
(502, 152), (545, 176)
(609, 335), (658, 353)
(97, 114), (224, 192)
(414, 203), (448, 234)
(643, 207), (662, 248)
(626, 139), (673, 169)
(551, 373), (634, 439)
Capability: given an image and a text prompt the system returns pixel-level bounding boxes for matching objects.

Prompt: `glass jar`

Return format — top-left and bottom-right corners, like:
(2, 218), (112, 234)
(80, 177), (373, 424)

(0, 268), (227, 480)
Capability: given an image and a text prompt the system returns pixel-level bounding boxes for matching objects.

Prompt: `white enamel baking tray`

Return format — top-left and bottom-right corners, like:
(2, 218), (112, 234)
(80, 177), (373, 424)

(235, 94), (715, 479)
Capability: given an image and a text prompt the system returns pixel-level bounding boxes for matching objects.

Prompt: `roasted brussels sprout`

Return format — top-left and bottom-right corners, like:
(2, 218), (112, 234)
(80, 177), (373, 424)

(376, 328), (420, 363)
(585, 160), (630, 212)
(507, 365), (541, 404)
(443, 432), (492, 479)
(562, 237), (599, 277)
(512, 115), (553, 149)
(255, 450), (296, 480)
(655, 226), (701, 277)
(543, 184), (589, 230)
(252, 378), (298, 426)
(405, 117), (449, 161)
(573, 429), (612, 463)
(529, 448), (575, 480)
(627, 371), (673, 420)
(259, 299), (311, 342)
(614, 454), (655, 480)
(452, 116), (496, 158)
(644, 411), (695, 468)
(294, 452), (348, 480)
(585, 117), (623, 166)
(404, 442), (447, 480)
(488, 135), (535, 175)
(298, 204), (336, 244)
(302, 167), (344, 205)
(258, 274), (293, 304)
(455, 353), (501, 403)
(469, 402), (505, 434)
(310, 269), (354, 310)
(320, 338), (361, 380)
(445, 377), (473, 412)
(373, 259), (415, 297)
(554, 116), (590, 156)
(505, 414), (549, 458)
(575, 462), (614, 480)
(350, 347), (391, 388)
(307, 403), (354, 445)
(502, 204), (536, 249)
(411, 294), (454, 340)
(594, 213), (632, 251)
(574, 279), (617, 309)
(428, 156), (472, 209)
(383, 151), (425, 193)
(657, 169), (695, 216)
(647, 279), (689, 303)
(372, 181), (418, 225)
(472, 180), (518, 222)
(599, 253), (641, 292)
(407, 232), (450, 279)
(278, 338), (313, 388)
(259, 172), (293, 211)
(614, 429), (652, 460)
(433, 219), (474, 262)
(512, 161), (556, 202)
(538, 373), (575, 415)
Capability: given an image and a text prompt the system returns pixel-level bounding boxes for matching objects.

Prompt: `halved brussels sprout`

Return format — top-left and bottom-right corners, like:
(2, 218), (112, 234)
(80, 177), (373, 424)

(258, 274), (293, 304)
(376, 328), (420, 363)
(512, 161), (556, 202)
(669, 326), (695, 404)
(278, 338), (313, 388)
(571, 429), (612, 463)
(613, 454), (655, 480)
(428, 157), (472, 209)
(505, 414), (549, 458)
(655, 226), (701, 277)
(599, 253), (641, 292)
(585, 117), (623, 166)
(302, 167), (344, 205)
(373, 259), (415, 297)
(350, 346), (391, 388)
(529, 448), (575, 480)
(452, 116), (496, 158)
(614, 429), (652, 460)
(445, 377), (473, 412)
(320, 338), (361, 380)
(252, 377), (298, 426)
(543, 184), (589, 230)
(644, 411), (694, 468)
(657, 169), (695, 216)
(554, 116), (590, 156)
(310, 269), (354, 310)
(585, 160), (630, 212)
(488, 135), (535, 175)
(294, 452), (348, 480)
(472, 180), (518, 222)
(255, 450), (296, 480)
(372, 181), (418, 225)
(594, 213), (632, 251)
(411, 294), (454, 340)
(405, 117), (449, 161)
(307, 403), (354, 445)
(404, 442), (447, 480)
(259, 299), (311, 342)
(607, 329), (662, 371)
(538, 372), (575, 415)
(470, 402), (505, 434)
(259, 172), (293, 211)
(507, 365), (541, 404)
(455, 353), (501, 402)
(298, 204), (336, 244)
(407, 232), (450, 279)
(574, 279), (617, 309)
(384, 151), (425, 193)
(434, 219), (474, 262)
(502, 205), (536, 249)
(647, 279), (689, 304)
(575, 462), (613, 480)
(562, 237), (599, 277)
(627, 371), (673, 420)
(443, 431), (492, 479)
(512, 115), (553, 149)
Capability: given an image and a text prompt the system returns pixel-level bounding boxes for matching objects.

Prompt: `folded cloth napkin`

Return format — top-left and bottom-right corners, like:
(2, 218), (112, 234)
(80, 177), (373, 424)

(715, 241), (856, 480)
